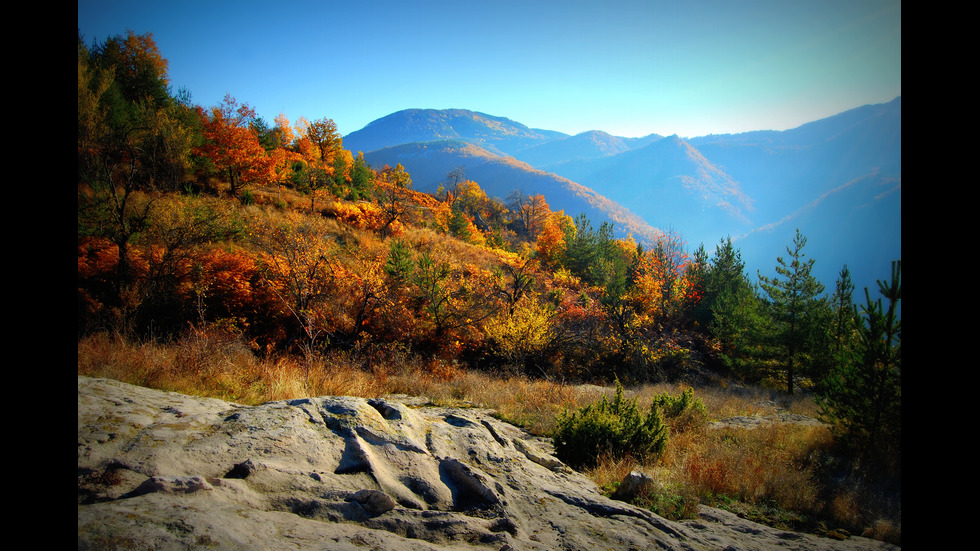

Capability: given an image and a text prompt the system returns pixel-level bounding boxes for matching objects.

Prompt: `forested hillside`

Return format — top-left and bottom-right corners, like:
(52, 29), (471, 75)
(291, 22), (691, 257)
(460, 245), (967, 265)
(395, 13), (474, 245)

(78, 30), (900, 513)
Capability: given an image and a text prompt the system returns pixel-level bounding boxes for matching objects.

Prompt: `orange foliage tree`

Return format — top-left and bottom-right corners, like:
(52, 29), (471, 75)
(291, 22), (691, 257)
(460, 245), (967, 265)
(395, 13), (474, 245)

(535, 209), (574, 267)
(196, 95), (275, 196)
(508, 192), (552, 240)
(648, 230), (692, 327)
(291, 116), (346, 211)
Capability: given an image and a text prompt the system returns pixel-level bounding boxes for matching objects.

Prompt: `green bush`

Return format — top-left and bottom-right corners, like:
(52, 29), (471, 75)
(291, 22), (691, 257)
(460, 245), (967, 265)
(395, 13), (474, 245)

(651, 387), (708, 433)
(651, 387), (706, 418)
(553, 381), (668, 469)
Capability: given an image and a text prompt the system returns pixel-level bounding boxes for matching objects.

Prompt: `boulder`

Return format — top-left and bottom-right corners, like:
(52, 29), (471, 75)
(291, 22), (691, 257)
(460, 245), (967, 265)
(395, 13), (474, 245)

(77, 376), (899, 550)
(611, 470), (657, 502)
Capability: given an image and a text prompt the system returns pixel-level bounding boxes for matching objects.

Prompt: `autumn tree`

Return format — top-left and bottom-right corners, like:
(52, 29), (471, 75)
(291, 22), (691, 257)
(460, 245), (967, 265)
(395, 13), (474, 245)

(483, 292), (556, 376)
(374, 164), (413, 236)
(535, 209), (573, 267)
(758, 229), (828, 394)
(296, 116), (343, 166)
(442, 166), (466, 197)
(291, 160), (332, 213)
(272, 113), (296, 149)
(196, 95), (274, 197)
(410, 251), (498, 348)
(648, 230), (691, 328)
(133, 195), (243, 334)
(602, 241), (652, 379)
(498, 255), (538, 316)
(252, 213), (340, 360)
(376, 163), (413, 189)
(507, 191), (551, 240)
(680, 244), (708, 327)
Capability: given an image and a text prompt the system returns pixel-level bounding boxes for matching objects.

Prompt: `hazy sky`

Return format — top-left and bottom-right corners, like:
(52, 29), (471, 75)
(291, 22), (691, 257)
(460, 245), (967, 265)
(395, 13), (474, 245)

(77, 0), (901, 139)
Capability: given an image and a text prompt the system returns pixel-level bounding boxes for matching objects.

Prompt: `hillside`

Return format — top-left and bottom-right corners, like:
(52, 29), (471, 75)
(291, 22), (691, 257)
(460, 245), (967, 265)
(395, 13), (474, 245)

(362, 139), (663, 243)
(541, 134), (755, 239)
(348, 109), (663, 242)
(686, 97), (901, 292)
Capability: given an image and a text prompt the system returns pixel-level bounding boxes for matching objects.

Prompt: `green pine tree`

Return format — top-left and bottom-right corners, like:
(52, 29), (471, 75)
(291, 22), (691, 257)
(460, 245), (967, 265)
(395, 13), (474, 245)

(758, 229), (826, 394)
(829, 265), (856, 371)
(698, 237), (764, 376)
(817, 260), (901, 475)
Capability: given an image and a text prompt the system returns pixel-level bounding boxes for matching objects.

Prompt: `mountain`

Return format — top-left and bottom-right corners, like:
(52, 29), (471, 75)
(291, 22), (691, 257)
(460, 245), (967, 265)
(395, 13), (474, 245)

(344, 108), (564, 158)
(524, 98), (901, 293)
(344, 99), (900, 293)
(685, 97), (901, 292)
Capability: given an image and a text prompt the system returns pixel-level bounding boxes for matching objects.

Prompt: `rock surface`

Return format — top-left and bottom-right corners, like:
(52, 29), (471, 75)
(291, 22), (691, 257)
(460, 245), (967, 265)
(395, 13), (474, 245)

(77, 376), (899, 550)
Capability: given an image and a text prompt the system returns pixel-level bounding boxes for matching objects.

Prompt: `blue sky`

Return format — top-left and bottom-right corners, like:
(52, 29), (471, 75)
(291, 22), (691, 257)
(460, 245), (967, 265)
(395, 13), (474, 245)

(78, 0), (901, 139)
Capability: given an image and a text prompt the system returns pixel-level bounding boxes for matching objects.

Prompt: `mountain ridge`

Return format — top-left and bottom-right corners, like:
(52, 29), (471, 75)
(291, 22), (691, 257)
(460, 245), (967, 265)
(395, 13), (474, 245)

(344, 98), (900, 293)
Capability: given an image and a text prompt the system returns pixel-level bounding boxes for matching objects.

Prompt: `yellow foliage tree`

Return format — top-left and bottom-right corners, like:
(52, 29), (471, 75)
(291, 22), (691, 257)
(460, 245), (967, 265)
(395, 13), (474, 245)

(484, 295), (556, 374)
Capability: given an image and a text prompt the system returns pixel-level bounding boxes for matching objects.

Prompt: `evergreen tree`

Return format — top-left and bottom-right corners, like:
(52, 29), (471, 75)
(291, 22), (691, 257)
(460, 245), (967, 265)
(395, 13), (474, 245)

(829, 265), (856, 370)
(447, 204), (474, 243)
(709, 272), (764, 377)
(78, 30), (195, 331)
(697, 237), (745, 328)
(817, 260), (901, 475)
(348, 152), (374, 199)
(563, 214), (622, 288)
(384, 239), (415, 284)
(758, 229), (826, 394)
(697, 237), (764, 374)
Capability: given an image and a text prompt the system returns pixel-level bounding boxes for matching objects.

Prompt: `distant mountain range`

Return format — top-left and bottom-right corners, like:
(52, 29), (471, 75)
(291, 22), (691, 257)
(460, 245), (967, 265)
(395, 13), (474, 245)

(343, 97), (901, 295)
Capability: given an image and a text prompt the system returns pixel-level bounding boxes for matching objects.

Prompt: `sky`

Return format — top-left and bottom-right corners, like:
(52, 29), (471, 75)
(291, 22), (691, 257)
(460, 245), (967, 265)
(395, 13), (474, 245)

(77, 0), (901, 139)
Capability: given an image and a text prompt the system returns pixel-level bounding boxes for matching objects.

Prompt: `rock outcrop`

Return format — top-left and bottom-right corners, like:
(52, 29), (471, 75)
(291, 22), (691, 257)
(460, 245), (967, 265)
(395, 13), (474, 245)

(77, 376), (898, 550)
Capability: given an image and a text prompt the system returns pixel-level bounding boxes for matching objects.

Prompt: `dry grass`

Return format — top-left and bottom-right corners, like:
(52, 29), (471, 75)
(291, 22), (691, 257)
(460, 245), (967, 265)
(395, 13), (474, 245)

(76, 329), (581, 424)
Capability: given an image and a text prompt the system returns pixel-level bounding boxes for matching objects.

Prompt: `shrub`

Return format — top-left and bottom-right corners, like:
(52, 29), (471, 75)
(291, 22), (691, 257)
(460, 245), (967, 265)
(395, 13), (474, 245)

(553, 381), (668, 469)
(239, 189), (256, 205)
(651, 387), (708, 430)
